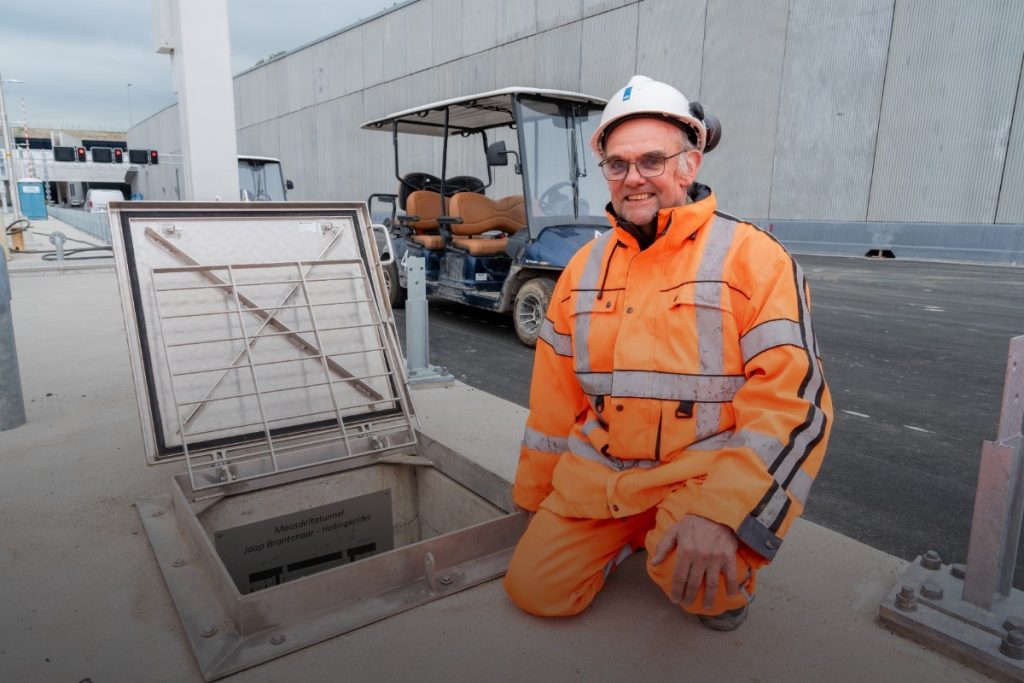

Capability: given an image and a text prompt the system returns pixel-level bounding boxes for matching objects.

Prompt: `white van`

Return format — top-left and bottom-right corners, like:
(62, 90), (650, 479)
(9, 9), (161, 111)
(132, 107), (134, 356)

(85, 189), (125, 213)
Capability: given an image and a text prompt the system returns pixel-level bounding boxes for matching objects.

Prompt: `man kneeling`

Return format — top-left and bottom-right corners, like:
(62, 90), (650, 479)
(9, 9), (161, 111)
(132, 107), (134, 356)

(503, 75), (832, 631)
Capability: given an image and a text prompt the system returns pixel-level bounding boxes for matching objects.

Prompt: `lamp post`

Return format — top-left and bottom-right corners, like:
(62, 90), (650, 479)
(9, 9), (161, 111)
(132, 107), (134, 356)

(0, 73), (26, 222)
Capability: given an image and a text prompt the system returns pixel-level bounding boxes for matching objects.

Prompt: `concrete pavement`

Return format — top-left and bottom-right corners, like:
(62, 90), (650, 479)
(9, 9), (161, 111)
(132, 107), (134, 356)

(0, 269), (994, 681)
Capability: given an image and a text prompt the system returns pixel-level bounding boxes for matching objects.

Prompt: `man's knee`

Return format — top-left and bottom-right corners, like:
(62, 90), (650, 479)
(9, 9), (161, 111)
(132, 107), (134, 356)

(503, 552), (585, 618)
(503, 511), (609, 617)
(504, 551), (594, 617)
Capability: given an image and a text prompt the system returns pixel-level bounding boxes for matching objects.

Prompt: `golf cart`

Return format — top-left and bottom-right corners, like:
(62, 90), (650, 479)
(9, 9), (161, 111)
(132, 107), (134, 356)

(363, 88), (609, 346)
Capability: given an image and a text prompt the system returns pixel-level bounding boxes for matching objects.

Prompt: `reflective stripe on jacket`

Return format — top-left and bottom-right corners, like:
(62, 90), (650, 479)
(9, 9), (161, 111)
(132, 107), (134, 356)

(513, 189), (832, 562)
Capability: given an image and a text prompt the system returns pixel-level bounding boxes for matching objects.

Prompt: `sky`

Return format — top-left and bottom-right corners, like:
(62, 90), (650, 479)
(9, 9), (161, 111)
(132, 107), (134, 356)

(0, 0), (398, 132)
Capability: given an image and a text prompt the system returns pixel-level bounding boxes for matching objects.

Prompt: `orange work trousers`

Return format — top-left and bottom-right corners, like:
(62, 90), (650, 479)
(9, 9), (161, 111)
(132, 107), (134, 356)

(504, 503), (759, 618)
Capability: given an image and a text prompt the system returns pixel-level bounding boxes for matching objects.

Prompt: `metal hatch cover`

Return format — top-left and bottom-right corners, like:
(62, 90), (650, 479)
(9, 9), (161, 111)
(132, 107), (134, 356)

(108, 202), (416, 490)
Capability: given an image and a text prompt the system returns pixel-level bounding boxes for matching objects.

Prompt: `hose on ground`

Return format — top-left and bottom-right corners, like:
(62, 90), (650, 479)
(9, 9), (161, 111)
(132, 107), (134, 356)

(5, 219), (112, 259)
(5, 218), (31, 235)
(41, 247), (113, 261)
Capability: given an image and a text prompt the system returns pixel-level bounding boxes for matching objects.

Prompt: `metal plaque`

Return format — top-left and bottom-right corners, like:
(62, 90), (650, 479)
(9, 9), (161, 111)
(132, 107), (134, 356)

(214, 490), (394, 594)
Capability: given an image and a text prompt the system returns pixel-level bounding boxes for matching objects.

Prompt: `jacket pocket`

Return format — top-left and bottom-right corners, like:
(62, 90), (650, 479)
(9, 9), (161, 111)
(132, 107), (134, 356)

(568, 288), (621, 318)
(665, 281), (733, 314)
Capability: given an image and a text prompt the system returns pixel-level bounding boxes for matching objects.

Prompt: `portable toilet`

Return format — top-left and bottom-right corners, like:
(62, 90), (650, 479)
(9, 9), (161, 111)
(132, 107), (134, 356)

(17, 179), (47, 220)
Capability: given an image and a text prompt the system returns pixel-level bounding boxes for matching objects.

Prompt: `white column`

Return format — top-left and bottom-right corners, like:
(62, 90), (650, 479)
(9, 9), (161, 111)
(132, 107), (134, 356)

(157, 0), (239, 201)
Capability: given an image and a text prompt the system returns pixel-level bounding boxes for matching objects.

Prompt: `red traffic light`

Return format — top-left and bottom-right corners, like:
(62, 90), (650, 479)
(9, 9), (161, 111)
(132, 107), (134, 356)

(113, 148), (123, 163)
(149, 150), (159, 165)
(76, 147), (86, 162)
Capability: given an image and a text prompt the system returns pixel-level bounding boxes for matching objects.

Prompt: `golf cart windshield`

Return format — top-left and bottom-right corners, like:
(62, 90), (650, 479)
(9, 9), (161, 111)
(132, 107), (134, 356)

(516, 96), (610, 231)
(238, 158), (287, 201)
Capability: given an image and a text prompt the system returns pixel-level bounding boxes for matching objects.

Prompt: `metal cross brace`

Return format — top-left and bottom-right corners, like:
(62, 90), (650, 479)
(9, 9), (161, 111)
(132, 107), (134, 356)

(144, 227), (383, 434)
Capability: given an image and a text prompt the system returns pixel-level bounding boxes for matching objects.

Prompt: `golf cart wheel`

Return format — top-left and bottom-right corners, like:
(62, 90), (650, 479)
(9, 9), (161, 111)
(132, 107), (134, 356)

(383, 260), (406, 309)
(514, 277), (555, 347)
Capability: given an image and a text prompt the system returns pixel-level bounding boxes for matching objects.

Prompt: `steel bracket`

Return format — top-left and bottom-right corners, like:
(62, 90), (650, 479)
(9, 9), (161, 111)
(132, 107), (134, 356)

(881, 554), (1024, 679)
(881, 335), (1024, 678)
(404, 256), (454, 385)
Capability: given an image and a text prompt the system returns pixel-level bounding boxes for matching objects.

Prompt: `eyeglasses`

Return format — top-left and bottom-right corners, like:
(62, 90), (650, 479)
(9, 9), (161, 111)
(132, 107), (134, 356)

(598, 150), (686, 181)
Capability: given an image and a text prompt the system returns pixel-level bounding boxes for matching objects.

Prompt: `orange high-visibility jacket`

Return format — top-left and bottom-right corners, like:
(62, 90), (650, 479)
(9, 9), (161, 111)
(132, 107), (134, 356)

(513, 189), (832, 562)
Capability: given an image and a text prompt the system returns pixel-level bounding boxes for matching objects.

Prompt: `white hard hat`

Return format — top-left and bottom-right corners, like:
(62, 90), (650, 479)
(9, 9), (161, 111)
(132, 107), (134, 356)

(590, 75), (707, 153)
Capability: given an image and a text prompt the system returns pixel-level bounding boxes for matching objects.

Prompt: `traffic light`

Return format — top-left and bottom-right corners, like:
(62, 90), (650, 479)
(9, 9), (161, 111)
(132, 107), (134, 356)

(114, 148), (123, 163)
(77, 146), (86, 162)
(149, 150), (159, 165)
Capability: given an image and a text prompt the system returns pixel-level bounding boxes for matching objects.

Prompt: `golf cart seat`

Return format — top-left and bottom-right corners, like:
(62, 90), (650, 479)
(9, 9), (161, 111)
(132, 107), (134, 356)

(403, 190), (448, 250)
(449, 193), (526, 256)
(397, 172), (443, 210)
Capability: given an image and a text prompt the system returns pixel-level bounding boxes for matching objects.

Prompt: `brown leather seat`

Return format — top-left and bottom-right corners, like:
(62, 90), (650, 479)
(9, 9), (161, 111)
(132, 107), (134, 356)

(451, 235), (508, 255)
(449, 194), (526, 236)
(412, 234), (446, 250)
(403, 190), (448, 250)
(448, 194), (525, 256)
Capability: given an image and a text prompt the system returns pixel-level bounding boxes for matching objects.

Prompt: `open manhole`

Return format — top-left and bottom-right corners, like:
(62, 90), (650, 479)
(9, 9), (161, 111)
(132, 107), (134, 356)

(109, 202), (525, 680)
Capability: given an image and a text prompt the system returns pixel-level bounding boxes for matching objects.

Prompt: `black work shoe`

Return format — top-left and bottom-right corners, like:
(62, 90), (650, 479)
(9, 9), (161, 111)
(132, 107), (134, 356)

(698, 604), (749, 632)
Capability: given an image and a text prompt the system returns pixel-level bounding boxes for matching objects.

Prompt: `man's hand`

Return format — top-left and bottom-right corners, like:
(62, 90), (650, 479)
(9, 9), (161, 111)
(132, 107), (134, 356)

(650, 514), (739, 610)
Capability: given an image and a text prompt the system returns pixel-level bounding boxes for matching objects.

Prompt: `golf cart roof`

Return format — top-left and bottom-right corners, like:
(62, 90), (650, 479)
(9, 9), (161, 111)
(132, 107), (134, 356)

(237, 155), (282, 163)
(361, 87), (607, 137)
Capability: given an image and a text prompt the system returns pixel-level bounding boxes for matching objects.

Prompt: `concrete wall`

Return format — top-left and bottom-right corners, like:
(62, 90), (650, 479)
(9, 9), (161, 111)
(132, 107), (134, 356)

(868, 0), (1024, 224)
(127, 106), (182, 200)
(130, 0), (1024, 227)
(768, 0), (892, 222)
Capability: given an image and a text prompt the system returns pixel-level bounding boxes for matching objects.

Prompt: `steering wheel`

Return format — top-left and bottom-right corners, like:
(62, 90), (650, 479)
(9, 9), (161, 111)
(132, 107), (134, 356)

(538, 182), (574, 214)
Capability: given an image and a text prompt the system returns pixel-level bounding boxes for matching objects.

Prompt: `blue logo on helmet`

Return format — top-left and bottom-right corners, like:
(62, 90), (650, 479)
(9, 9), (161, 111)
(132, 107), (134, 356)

(623, 86), (632, 102)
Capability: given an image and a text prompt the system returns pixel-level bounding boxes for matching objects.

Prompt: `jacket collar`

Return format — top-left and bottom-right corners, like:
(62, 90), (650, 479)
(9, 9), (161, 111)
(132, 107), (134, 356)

(604, 183), (716, 251)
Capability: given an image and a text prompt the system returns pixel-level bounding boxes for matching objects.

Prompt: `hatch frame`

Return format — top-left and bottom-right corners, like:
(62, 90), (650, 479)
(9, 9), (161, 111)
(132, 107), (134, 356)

(108, 202), (417, 491)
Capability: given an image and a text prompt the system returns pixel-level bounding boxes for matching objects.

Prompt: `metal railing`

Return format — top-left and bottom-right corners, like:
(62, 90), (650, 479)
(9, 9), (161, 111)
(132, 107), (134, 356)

(47, 205), (111, 243)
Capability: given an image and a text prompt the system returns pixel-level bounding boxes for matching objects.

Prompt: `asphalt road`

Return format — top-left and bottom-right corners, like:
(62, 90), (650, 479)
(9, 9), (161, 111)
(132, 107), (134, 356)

(394, 255), (1024, 582)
